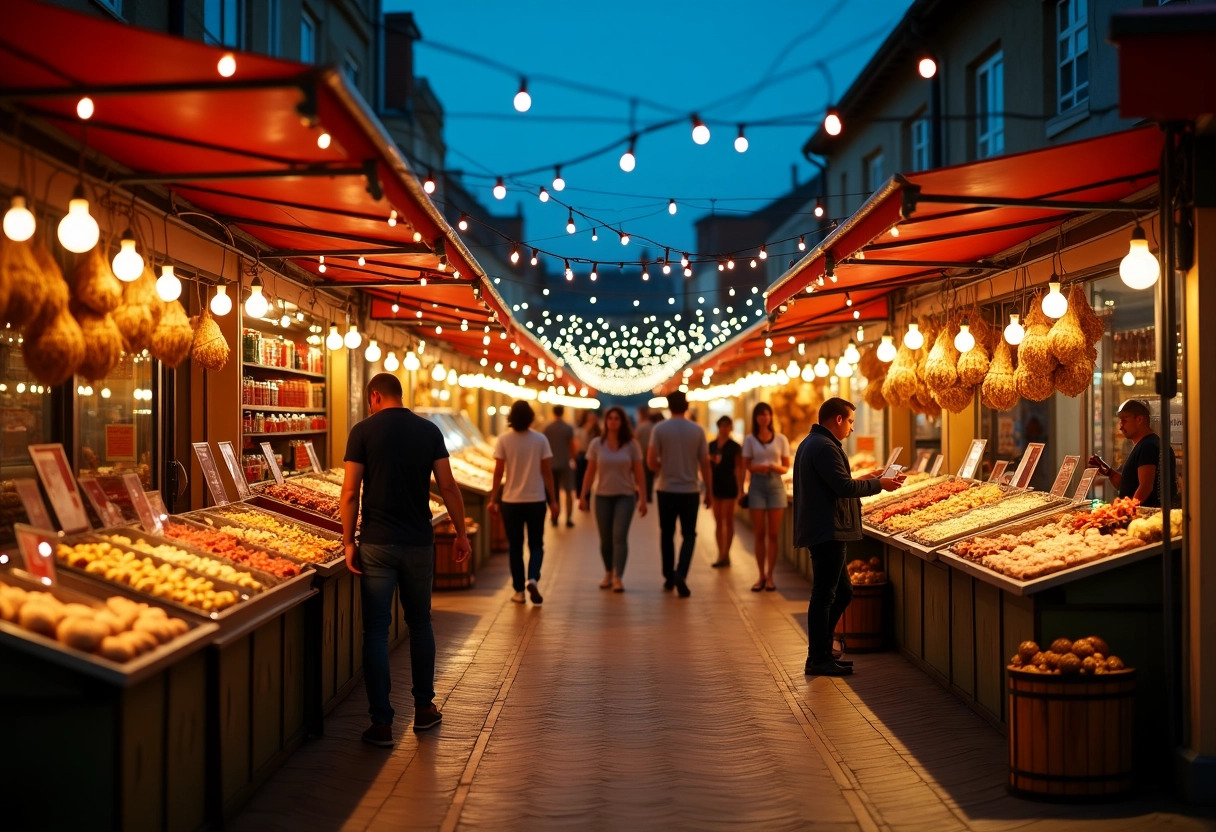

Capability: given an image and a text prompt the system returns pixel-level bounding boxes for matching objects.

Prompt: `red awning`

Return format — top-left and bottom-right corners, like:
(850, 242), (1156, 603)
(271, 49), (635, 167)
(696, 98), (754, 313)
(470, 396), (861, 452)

(1111, 6), (1216, 121)
(0, 0), (569, 382)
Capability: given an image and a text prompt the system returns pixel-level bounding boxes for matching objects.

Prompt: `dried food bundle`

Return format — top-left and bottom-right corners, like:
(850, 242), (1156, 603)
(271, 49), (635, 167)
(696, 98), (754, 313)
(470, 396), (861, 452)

(912, 391), (942, 418)
(1014, 361), (1055, 402)
(1048, 286), (1088, 365)
(191, 308), (230, 371)
(858, 345), (885, 381)
(1053, 361), (1092, 397)
(73, 245), (122, 315)
(149, 299), (193, 367)
(881, 343), (918, 408)
(73, 305), (124, 381)
(957, 319), (991, 386)
(981, 339), (1019, 410)
(1072, 284), (1105, 345)
(112, 264), (162, 353)
(971, 312), (1000, 353)
(863, 377), (888, 410)
(932, 382), (975, 414)
(22, 306), (86, 385)
(924, 324), (960, 389)
(0, 235), (47, 329)
(29, 240), (71, 333)
(1017, 300), (1058, 376)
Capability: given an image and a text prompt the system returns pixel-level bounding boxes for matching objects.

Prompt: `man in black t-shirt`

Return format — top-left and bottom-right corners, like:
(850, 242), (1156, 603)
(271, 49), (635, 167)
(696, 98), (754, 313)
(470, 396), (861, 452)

(1088, 399), (1178, 508)
(341, 373), (470, 746)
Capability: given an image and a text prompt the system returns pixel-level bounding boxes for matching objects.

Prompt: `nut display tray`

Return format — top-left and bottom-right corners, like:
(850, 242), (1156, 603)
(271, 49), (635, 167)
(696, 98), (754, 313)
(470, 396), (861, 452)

(895, 492), (1077, 552)
(185, 505), (348, 577)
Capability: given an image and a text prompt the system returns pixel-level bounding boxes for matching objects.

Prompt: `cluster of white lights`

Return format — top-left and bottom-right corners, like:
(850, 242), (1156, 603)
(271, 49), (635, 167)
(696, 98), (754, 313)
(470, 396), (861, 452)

(458, 373), (538, 400)
(537, 390), (600, 410)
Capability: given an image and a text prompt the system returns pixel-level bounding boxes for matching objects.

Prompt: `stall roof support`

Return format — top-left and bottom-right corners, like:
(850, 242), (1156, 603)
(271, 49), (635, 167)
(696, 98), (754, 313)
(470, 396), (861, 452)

(118, 159), (383, 201)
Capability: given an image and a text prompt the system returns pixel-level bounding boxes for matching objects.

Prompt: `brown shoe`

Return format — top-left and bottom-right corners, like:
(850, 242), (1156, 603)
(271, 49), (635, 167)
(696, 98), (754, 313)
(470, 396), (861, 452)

(413, 705), (443, 732)
(526, 581), (544, 604)
(362, 723), (394, 747)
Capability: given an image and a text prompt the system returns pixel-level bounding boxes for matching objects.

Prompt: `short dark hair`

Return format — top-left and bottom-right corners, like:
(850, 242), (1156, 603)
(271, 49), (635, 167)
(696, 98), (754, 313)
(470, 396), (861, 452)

(552, 405), (565, 417)
(603, 406), (634, 444)
(366, 372), (402, 400)
(667, 390), (689, 414)
(507, 400), (535, 431)
(751, 402), (774, 439)
(717, 415), (733, 427)
(818, 397), (856, 425)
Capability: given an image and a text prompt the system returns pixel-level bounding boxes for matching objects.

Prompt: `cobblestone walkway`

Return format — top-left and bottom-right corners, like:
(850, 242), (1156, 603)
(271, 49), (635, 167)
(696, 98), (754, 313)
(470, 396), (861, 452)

(233, 509), (1214, 832)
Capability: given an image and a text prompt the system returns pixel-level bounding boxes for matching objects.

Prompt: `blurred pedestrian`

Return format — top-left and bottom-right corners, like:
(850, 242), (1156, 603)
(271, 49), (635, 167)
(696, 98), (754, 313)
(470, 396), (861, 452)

(647, 391), (711, 598)
(708, 415), (744, 567)
(742, 402), (791, 592)
(574, 409), (601, 497)
(578, 406), (647, 592)
(635, 406), (655, 503)
(543, 405), (577, 527)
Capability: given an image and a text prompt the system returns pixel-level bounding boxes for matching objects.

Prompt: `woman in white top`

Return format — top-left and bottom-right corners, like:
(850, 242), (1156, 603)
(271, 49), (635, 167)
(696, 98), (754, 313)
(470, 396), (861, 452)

(578, 406), (647, 592)
(490, 400), (559, 604)
(741, 402), (791, 592)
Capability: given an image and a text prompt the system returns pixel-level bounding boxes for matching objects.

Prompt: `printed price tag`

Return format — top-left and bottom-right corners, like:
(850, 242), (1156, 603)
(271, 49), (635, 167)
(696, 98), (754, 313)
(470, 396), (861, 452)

(1011, 442), (1046, 489)
(147, 491), (170, 525)
(192, 443), (230, 506)
(28, 443), (90, 533)
(122, 472), (162, 534)
(13, 478), (55, 532)
(303, 441), (323, 476)
(1072, 467), (1100, 501)
(929, 454), (945, 477)
(914, 449), (933, 473)
(78, 476), (126, 528)
(261, 442), (285, 485)
(957, 439), (988, 480)
(988, 460), (1010, 483)
(15, 524), (57, 586)
(1049, 455), (1081, 498)
(885, 447), (904, 467)
(217, 441), (251, 499)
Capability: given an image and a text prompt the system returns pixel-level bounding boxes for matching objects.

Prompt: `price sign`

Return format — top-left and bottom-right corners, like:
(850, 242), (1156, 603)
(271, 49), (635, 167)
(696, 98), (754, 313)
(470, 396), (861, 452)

(121, 472), (162, 534)
(146, 491), (170, 525)
(78, 476), (126, 527)
(885, 447), (904, 467)
(957, 439), (988, 480)
(260, 442), (285, 485)
(217, 441), (251, 499)
(1072, 467), (1100, 501)
(28, 443), (90, 533)
(988, 460), (1010, 483)
(1049, 455), (1082, 498)
(303, 441), (323, 476)
(913, 449), (933, 473)
(192, 443), (230, 506)
(929, 454), (945, 477)
(1011, 442), (1046, 489)
(13, 478), (54, 532)
(15, 524), (57, 586)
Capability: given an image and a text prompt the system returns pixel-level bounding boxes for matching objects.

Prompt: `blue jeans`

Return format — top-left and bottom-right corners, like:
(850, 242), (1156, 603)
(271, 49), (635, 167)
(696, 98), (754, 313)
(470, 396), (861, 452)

(807, 540), (852, 663)
(657, 491), (700, 580)
(359, 543), (436, 723)
(594, 494), (636, 576)
(501, 501), (546, 591)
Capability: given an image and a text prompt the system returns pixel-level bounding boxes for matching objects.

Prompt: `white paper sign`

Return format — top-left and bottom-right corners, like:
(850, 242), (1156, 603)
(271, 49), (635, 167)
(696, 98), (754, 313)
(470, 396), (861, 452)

(957, 439), (988, 480)
(988, 460), (1010, 483)
(260, 442), (285, 485)
(1049, 455), (1082, 498)
(28, 444), (90, 533)
(217, 441), (252, 499)
(122, 472), (162, 535)
(885, 447), (904, 467)
(78, 476), (126, 527)
(13, 478), (55, 532)
(1072, 467), (1100, 501)
(914, 449), (933, 473)
(929, 454), (945, 477)
(15, 524), (57, 586)
(303, 441), (323, 475)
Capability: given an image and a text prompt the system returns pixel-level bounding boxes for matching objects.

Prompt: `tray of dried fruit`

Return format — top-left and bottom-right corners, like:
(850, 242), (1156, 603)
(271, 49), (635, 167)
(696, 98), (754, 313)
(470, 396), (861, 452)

(448, 456), (494, 495)
(893, 490), (1076, 557)
(865, 480), (1012, 541)
(184, 503), (347, 577)
(0, 568), (218, 686)
(859, 473), (950, 515)
(249, 481), (344, 532)
(937, 498), (1180, 595)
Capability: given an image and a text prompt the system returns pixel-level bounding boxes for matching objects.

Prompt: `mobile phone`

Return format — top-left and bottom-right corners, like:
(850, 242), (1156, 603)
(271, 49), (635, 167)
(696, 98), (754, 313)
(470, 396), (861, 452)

(881, 463), (904, 479)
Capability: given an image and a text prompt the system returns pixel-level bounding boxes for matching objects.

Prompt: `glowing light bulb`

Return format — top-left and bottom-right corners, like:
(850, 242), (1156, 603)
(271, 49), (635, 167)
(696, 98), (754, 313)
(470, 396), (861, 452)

(3, 192), (35, 242)
(797, 235), (806, 252)
(836, 359), (854, 378)
(759, 246), (767, 260)
(918, 57), (937, 79)
(537, 186), (549, 203)
(513, 79), (531, 112)
(564, 260), (573, 281)
(364, 340), (381, 363)
(510, 248), (520, 265)
(619, 143), (636, 172)
(814, 356), (830, 377)
(387, 210), (397, 227)
(432, 362), (447, 382)
(325, 325), (343, 351)
(590, 265), (598, 281)
(317, 132), (331, 149)
(814, 201), (825, 219)
(218, 53), (237, 77)
(954, 324), (975, 353)
(344, 324), (362, 350)
(824, 108), (842, 136)
(691, 115), (710, 145)
(493, 177), (506, 200)
(890, 225), (900, 238)
(57, 185), (99, 253)
(668, 199), (678, 215)
(76, 97), (94, 120)
(620, 231), (629, 246)
(876, 334), (897, 363)
(903, 323), (924, 350)
(844, 340), (861, 364)
(1119, 226), (1160, 290)
(801, 365), (815, 382)
(404, 351), (420, 371)
(280, 313), (291, 327)
(1004, 314), (1025, 346)
(245, 280), (269, 318)
(566, 214), (576, 234)
(210, 285), (233, 316)
(680, 253), (690, 268)
(734, 126), (748, 153)
(156, 264), (182, 302)
(552, 167), (565, 191)
(1122, 370), (1136, 387)
(458, 214), (468, 231)
(423, 171), (436, 194)
(530, 249), (539, 266)
(358, 255), (366, 266)
(591, 227), (599, 242)
(1042, 281), (1068, 319)
(110, 231), (144, 282)
(384, 351), (400, 372)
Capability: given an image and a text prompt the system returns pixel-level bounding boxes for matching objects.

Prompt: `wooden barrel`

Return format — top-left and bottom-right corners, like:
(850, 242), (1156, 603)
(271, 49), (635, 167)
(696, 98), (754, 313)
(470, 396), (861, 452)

(834, 583), (886, 652)
(434, 521), (478, 590)
(1007, 668), (1136, 800)
(490, 511), (508, 553)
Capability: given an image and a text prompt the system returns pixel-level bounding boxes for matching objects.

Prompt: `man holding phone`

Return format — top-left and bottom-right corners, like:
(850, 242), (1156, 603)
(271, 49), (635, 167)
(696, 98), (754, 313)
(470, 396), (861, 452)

(1088, 399), (1177, 508)
(794, 397), (903, 676)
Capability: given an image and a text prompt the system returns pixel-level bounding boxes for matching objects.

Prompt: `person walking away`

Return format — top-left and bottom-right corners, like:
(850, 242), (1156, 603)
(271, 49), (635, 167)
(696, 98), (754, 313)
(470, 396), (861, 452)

(341, 373), (471, 745)
(635, 406), (655, 504)
(794, 397), (903, 676)
(708, 415), (745, 568)
(578, 406), (647, 592)
(490, 400), (559, 604)
(574, 410), (601, 498)
(543, 405), (577, 527)
(647, 391), (711, 598)
(742, 403), (791, 591)
(1088, 398), (1179, 508)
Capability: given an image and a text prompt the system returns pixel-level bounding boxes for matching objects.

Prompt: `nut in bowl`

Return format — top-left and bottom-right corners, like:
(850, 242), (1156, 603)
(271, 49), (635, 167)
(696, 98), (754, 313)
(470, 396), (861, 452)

(846, 557), (887, 585)
(1008, 636), (1129, 676)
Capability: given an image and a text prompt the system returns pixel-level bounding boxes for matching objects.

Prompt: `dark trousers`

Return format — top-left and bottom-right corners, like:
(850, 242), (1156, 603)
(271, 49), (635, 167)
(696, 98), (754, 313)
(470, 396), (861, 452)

(657, 491), (700, 580)
(501, 501), (546, 591)
(574, 452), (589, 496)
(807, 540), (852, 663)
(359, 543), (435, 721)
(643, 468), (656, 503)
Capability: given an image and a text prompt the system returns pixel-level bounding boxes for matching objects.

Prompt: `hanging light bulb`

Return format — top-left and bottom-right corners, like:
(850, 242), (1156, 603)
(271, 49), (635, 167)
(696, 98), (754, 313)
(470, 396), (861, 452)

(918, 56), (938, 79)
(76, 97), (94, 120)
(727, 258), (736, 270)
(110, 229), (144, 282)
(566, 213), (576, 234)
(691, 114), (710, 145)
(3, 191), (35, 242)
(404, 350), (421, 371)
(364, 340), (382, 363)
(422, 171), (436, 194)
(317, 132), (332, 149)
(589, 263), (598, 281)
(824, 108), (843, 136)
(844, 340), (861, 365)
(620, 231), (629, 246)
(903, 322), (925, 350)
(357, 255), (366, 266)
(57, 184), (99, 253)
(510, 247), (520, 265)
(734, 125), (749, 153)
(1042, 280), (1068, 319)
(814, 356), (831, 378)
(759, 246), (768, 260)
(564, 260), (573, 281)
(591, 227), (599, 242)
(387, 209), (398, 227)
(458, 213), (469, 231)
(218, 52), (237, 77)
(384, 350), (400, 372)
(156, 263), (182, 302)
(513, 78), (531, 112)
(836, 359), (854, 378)
(536, 186), (549, 203)
(619, 138), (636, 172)
(326, 324), (344, 351)
(280, 311), (291, 327)
(244, 277), (269, 318)
(1122, 370), (1136, 387)
(877, 333), (897, 363)
(493, 177), (507, 200)
(1004, 314), (1025, 346)
(814, 201), (825, 219)
(801, 364), (815, 382)
(1119, 225), (1160, 290)
(552, 166), (565, 191)
(391, 298), (400, 314)
(680, 253), (690, 268)
(890, 225), (901, 238)
(344, 323), (362, 349)
(530, 249), (539, 266)
(749, 258), (758, 269)
(210, 285), (233, 316)
(447, 368), (458, 385)
(431, 361), (447, 382)
(954, 323), (976, 353)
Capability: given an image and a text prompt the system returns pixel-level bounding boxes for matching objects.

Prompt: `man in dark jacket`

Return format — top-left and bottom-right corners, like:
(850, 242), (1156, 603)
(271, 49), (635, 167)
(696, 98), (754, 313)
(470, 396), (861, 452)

(794, 397), (903, 676)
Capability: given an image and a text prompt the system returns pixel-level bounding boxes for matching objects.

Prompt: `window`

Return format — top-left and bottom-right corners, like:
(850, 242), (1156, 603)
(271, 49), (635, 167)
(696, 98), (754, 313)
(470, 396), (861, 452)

(1057, 0), (1089, 113)
(907, 113), (930, 172)
(343, 54), (360, 88)
(204, 0), (244, 48)
(267, 0), (281, 56)
(864, 150), (884, 192)
(94, 0), (122, 15)
(300, 7), (318, 63)
(975, 50), (1004, 159)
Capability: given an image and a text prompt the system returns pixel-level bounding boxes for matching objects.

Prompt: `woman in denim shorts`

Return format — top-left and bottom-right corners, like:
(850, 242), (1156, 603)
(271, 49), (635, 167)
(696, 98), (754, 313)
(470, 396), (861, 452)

(742, 402), (791, 591)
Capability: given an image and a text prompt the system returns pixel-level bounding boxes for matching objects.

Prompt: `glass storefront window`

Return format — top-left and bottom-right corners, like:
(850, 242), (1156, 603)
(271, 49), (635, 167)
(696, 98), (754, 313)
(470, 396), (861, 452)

(75, 352), (156, 489)
(1, 341), (57, 546)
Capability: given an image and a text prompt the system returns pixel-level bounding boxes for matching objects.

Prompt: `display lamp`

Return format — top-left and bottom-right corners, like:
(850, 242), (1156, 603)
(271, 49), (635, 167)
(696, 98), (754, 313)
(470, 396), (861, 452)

(244, 277), (269, 318)
(3, 191), (35, 242)
(432, 362), (447, 382)
(383, 351), (400, 372)
(1119, 225), (1160, 290)
(903, 322), (925, 350)
(344, 324), (362, 350)
(843, 340), (861, 365)
(156, 264), (182, 302)
(404, 350), (421, 371)
(57, 184), (99, 253)
(876, 333), (897, 363)
(364, 340), (382, 363)
(110, 229), (144, 282)
(210, 285), (233, 316)
(814, 356), (830, 378)
(953, 323), (975, 353)
(1004, 313), (1025, 346)
(325, 324), (344, 351)
(1041, 281), (1068, 319)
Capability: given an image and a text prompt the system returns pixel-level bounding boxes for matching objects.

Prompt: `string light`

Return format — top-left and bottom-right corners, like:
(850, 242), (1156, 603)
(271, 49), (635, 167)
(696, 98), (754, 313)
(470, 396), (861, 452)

(326, 324), (344, 350)
(918, 56), (938, 79)
(954, 323), (976, 353)
(530, 249), (539, 266)
(423, 171), (436, 194)
(1004, 313), (1025, 345)
(619, 137), (637, 172)
(388, 209), (398, 227)
(590, 263), (598, 281)
(156, 264), (182, 302)
(903, 322), (924, 350)
(344, 323), (362, 350)
(758, 245), (767, 260)
(876, 333), (897, 362)
(814, 201), (825, 218)
(552, 166), (565, 191)
(404, 350), (421, 371)
(510, 247), (520, 265)
(458, 213), (469, 231)
(591, 227), (599, 242)
(798, 235), (806, 251)
(691, 114), (710, 145)
(1119, 224), (1160, 289)
(317, 132), (332, 149)
(824, 107), (843, 136)
(358, 255), (366, 266)
(110, 229), (144, 282)
(513, 78), (531, 112)
(566, 213), (576, 234)
(57, 184), (99, 253)
(680, 253), (690, 268)
(564, 259), (573, 281)
(538, 186), (549, 203)
(734, 125), (749, 153)
(620, 230), (630, 246)
(76, 97), (94, 120)
(493, 177), (507, 200)
(384, 351), (400, 372)
(210, 285), (232, 316)
(364, 340), (382, 363)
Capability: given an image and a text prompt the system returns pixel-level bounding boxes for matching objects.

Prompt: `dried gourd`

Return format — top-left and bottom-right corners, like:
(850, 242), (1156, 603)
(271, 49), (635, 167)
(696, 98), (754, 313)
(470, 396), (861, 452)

(881, 343), (918, 407)
(932, 383), (975, 414)
(0, 235), (47, 329)
(1071, 284), (1105, 346)
(981, 339), (1019, 410)
(1014, 361), (1055, 402)
(149, 299), (193, 367)
(863, 377), (887, 411)
(74, 306), (124, 381)
(1053, 361), (1092, 397)
(858, 345), (885, 381)
(1048, 286), (1088, 365)
(23, 306), (85, 386)
(957, 330), (991, 386)
(924, 325), (960, 389)
(191, 308), (230, 371)
(74, 245), (122, 315)
(29, 240), (70, 334)
(112, 264), (161, 353)
(1018, 301), (1058, 376)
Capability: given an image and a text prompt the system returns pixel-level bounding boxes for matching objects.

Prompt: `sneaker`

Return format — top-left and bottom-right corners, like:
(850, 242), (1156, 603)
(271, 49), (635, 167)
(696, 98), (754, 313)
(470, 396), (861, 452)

(362, 723), (394, 747)
(805, 660), (853, 676)
(673, 577), (691, 598)
(413, 705), (442, 732)
(526, 581), (544, 604)
(511, 591), (526, 604)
